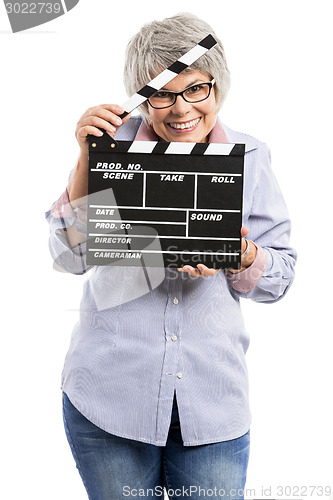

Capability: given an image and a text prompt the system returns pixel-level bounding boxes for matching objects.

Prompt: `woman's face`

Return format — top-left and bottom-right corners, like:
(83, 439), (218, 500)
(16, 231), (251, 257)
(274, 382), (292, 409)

(147, 70), (217, 143)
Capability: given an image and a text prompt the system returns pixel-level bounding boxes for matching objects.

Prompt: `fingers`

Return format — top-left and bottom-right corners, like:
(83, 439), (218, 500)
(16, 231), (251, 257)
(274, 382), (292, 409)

(240, 226), (250, 239)
(120, 112), (132, 126)
(76, 125), (104, 141)
(81, 115), (118, 137)
(76, 104), (131, 152)
(239, 226), (250, 254)
(78, 105), (124, 134)
(177, 264), (219, 277)
(88, 105), (124, 127)
(81, 104), (124, 121)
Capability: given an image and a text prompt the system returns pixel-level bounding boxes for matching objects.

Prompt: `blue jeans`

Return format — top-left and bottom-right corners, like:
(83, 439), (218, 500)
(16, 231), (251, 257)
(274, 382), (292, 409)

(62, 392), (250, 499)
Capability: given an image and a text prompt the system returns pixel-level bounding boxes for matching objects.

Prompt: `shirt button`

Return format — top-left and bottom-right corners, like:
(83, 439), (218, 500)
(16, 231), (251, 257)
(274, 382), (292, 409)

(177, 372), (183, 379)
(171, 334), (177, 341)
(173, 297), (179, 305)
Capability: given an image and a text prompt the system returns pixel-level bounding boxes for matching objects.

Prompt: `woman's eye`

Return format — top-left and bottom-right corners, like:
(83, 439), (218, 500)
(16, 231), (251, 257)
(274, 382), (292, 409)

(154, 91), (171, 99)
(188, 85), (203, 94)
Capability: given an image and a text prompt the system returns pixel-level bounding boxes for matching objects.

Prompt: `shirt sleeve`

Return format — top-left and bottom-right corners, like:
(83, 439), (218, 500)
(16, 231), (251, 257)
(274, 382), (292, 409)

(226, 241), (267, 292)
(227, 143), (297, 303)
(45, 188), (92, 275)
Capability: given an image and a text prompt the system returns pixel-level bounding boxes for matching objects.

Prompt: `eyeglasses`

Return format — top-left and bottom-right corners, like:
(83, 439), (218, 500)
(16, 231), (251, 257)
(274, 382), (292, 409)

(148, 79), (215, 109)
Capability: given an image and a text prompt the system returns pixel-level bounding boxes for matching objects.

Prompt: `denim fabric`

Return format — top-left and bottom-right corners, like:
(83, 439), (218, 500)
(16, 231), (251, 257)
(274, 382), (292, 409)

(63, 391), (250, 499)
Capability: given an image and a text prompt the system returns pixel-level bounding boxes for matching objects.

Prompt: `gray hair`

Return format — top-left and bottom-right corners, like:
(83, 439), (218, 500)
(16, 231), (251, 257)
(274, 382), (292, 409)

(123, 13), (230, 125)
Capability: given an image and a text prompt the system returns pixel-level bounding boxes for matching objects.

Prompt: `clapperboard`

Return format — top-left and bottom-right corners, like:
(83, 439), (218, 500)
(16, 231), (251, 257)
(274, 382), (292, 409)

(86, 136), (245, 269)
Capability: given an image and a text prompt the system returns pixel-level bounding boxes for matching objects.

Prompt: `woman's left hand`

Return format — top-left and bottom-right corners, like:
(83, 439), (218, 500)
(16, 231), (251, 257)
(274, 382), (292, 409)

(177, 263), (219, 277)
(177, 226), (257, 277)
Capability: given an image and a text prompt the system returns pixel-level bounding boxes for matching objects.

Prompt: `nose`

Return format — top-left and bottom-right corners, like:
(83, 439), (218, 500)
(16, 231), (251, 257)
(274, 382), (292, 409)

(171, 94), (193, 116)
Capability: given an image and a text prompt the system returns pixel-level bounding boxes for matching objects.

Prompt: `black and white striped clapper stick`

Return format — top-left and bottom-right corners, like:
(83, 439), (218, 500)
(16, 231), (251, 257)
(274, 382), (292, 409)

(103, 140), (244, 156)
(119, 34), (217, 119)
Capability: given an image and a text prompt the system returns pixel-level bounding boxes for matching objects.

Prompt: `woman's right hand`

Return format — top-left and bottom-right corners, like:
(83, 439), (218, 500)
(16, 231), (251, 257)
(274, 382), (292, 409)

(68, 104), (131, 205)
(75, 104), (131, 155)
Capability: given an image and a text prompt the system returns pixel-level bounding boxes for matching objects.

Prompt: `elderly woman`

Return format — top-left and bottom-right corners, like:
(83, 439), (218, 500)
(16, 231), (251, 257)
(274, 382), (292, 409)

(46, 12), (296, 500)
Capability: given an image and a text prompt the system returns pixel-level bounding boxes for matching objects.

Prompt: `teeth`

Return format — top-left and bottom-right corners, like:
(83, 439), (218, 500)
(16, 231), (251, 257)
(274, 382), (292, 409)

(169, 118), (200, 130)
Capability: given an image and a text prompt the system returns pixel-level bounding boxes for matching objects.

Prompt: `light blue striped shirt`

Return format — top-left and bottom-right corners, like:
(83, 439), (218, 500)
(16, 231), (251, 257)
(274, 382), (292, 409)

(45, 117), (296, 446)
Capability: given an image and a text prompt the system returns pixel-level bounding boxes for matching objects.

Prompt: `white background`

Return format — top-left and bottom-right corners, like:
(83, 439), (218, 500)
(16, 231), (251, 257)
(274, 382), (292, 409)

(1, 0), (332, 498)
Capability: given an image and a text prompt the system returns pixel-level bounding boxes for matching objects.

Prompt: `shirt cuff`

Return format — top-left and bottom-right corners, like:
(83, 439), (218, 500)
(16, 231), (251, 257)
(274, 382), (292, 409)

(227, 242), (268, 293)
(51, 189), (87, 226)
(51, 189), (74, 219)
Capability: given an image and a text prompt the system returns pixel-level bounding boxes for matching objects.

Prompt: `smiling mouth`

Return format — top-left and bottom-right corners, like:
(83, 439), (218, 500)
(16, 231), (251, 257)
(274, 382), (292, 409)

(168, 118), (201, 130)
